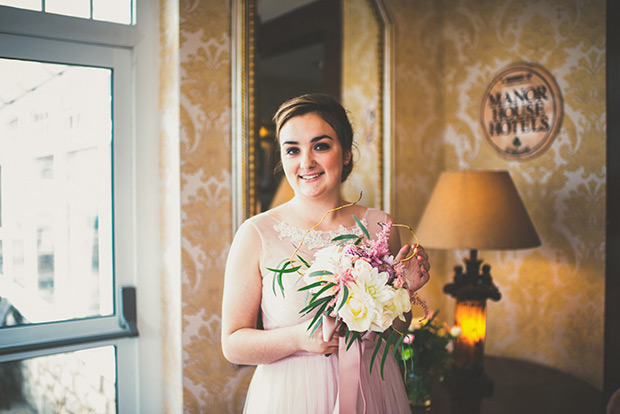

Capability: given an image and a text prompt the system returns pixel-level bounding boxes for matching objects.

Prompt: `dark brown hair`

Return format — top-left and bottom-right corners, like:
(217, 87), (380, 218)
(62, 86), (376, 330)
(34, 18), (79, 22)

(273, 93), (354, 181)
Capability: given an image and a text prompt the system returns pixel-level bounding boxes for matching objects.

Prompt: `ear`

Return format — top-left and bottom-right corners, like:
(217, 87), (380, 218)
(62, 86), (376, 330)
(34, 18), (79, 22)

(344, 151), (352, 165)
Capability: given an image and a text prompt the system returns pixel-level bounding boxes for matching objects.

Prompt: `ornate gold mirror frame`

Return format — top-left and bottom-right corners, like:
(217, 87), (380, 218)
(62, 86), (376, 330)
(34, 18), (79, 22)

(232, 0), (394, 232)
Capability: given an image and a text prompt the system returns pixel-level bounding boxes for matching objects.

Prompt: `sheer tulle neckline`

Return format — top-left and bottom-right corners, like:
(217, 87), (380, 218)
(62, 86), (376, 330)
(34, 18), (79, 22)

(268, 209), (370, 251)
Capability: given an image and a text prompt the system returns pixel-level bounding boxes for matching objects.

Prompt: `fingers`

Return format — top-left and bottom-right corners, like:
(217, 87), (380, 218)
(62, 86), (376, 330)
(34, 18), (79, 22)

(318, 334), (339, 355)
(401, 245), (431, 294)
(303, 319), (340, 355)
(394, 244), (411, 262)
(415, 246), (431, 273)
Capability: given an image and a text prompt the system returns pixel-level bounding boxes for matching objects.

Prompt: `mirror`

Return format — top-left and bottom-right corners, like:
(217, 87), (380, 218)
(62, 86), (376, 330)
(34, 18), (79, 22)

(232, 0), (393, 231)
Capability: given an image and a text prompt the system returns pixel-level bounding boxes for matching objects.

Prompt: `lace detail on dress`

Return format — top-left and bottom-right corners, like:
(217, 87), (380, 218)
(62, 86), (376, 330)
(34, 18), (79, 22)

(273, 219), (368, 251)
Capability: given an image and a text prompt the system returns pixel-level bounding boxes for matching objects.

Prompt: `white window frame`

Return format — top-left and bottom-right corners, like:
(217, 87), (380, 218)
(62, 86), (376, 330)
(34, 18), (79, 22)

(0, 3), (162, 413)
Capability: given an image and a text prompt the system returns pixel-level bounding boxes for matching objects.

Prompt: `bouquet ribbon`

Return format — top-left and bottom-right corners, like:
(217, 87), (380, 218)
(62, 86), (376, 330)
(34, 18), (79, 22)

(324, 317), (369, 414)
(338, 335), (366, 414)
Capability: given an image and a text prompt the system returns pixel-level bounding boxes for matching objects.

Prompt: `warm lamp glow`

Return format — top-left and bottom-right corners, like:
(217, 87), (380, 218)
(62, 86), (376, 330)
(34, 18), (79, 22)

(455, 300), (487, 343)
(454, 299), (487, 372)
(416, 170), (541, 376)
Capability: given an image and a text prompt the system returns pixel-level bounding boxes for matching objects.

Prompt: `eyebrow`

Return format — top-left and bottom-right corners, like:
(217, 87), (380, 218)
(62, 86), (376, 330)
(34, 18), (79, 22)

(281, 135), (333, 146)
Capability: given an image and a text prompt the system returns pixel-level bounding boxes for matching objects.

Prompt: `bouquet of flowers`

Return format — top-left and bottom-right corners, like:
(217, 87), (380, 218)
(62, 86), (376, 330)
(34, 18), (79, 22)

(269, 214), (427, 377)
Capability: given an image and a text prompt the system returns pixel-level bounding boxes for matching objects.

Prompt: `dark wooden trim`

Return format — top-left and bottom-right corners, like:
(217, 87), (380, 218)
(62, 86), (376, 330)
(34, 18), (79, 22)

(605, 0), (620, 409)
(257, 0), (342, 99)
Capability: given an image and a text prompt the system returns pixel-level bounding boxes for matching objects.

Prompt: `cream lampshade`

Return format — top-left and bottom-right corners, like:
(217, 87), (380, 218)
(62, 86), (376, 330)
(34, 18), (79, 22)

(416, 170), (541, 250)
(416, 170), (540, 376)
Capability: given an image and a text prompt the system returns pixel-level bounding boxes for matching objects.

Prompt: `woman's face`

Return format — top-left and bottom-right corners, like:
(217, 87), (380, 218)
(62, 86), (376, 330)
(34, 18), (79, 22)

(279, 112), (351, 200)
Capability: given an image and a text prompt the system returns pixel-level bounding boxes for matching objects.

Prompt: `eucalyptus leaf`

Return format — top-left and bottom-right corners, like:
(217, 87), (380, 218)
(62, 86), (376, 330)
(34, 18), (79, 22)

(297, 254), (311, 268)
(336, 285), (349, 312)
(380, 330), (395, 380)
(308, 270), (335, 277)
(266, 265), (302, 274)
(308, 300), (330, 334)
(369, 334), (384, 375)
(331, 234), (361, 242)
(353, 215), (370, 239)
(297, 281), (328, 292)
(300, 296), (331, 315)
(309, 283), (336, 303)
(392, 331), (406, 358)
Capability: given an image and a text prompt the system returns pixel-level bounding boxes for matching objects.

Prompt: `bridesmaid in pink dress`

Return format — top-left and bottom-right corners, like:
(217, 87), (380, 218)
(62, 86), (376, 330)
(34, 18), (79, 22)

(221, 93), (430, 413)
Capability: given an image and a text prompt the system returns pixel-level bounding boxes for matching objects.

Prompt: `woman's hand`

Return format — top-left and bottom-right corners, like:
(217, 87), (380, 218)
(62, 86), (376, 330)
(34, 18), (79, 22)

(395, 244), (431, 294)
(295, 318), (339, 355)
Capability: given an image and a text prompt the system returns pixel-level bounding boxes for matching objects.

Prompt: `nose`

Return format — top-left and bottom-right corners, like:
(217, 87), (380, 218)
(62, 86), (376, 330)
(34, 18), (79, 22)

(300, 151), (316, 170)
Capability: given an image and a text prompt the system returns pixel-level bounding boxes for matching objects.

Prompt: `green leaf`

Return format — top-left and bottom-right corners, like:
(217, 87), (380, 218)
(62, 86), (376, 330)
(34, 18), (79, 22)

(353, 215), (370, 239)
(308, 301), (330, 335)
(346, 332), (360, 351)
(369, 334), (384, 375)
(380, 330), (395, 380)
(300, 296), (331, 315)
(297, 281), (328, 292)
(277, 273), (285, 297)
(309, 283), (336, 304)
(267, 260), (302, 297)
(308, 270), (335, 277)
(266, 265), (302, 274)
(297, 254), (311, 268)
(331, 234), (361, 242)
(336, 285), (349, 312)
(308, 314), (324, 338)
(392, 332), (406, 358)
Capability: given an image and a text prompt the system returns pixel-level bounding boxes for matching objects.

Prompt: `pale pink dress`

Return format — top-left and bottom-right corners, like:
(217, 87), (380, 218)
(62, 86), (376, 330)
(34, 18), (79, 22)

(242, 208), (410, 414)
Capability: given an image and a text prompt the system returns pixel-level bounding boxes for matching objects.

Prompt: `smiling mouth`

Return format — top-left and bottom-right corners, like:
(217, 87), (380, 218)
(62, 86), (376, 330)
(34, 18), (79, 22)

(300, 172), (324, 180)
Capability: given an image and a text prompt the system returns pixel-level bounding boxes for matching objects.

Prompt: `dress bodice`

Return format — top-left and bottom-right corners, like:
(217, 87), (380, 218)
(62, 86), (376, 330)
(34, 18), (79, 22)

(246, 208), (389, 330)
(242, 207), (411, 414)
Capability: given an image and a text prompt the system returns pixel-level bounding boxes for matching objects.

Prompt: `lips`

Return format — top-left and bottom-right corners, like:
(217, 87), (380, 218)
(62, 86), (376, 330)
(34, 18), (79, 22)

(299, 172), (324, 180)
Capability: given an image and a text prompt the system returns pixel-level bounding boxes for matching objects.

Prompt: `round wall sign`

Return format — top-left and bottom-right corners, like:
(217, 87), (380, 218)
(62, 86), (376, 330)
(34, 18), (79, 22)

(480, 63), (563, 160)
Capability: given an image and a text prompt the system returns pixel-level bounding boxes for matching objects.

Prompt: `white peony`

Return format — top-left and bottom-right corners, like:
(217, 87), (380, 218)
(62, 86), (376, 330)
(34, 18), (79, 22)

(387, 287), (412, 322)
(371, 308), (396, 332)
(350, 259), (394, 307)
(339, 282), (378, 332)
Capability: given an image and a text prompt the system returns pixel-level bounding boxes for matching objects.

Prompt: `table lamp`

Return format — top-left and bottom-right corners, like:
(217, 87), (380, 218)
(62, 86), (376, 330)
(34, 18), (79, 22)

(415, 170), (541, 375)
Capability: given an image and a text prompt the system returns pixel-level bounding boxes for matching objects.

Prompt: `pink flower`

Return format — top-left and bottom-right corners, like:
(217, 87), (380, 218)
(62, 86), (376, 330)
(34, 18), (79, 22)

(404, 333), (415, 344)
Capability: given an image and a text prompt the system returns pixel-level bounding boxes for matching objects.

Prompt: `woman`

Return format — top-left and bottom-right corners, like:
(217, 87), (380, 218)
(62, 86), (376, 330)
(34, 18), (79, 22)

(222, 93), (430, 413)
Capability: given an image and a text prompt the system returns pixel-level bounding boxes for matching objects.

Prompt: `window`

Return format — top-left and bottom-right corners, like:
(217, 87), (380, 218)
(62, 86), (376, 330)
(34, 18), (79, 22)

(0, 58), (114, 326)
(0, 0), (135, 25)
(0, 3), (154, 412)
(0, 346), (117, 413)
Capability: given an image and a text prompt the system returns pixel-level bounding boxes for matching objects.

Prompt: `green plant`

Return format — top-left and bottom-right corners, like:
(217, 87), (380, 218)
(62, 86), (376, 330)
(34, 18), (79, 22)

(399, 311), (460, 406)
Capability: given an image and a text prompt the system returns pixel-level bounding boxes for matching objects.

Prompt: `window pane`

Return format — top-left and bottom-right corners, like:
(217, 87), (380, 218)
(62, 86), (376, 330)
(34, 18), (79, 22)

(93, 0), (132, 25)
(0, 0), (41, 11)
(45, 0), (90, 19)
(0, 346), (116, 413)
(0, 58), (113, 327)
(0, 0), (134, 25)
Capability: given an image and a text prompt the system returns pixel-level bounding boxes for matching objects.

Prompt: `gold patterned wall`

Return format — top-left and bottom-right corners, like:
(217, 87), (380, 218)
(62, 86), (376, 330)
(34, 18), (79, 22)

(341, 0), (381, 208)
(390, 0), (605, 389)
(179, 0), (605, 411)
(178, 1), (253, 412)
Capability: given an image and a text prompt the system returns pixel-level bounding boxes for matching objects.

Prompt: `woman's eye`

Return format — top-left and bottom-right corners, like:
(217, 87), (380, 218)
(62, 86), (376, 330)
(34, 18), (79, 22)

(285, 147), (299, 155)
(315, 142), (331, 151)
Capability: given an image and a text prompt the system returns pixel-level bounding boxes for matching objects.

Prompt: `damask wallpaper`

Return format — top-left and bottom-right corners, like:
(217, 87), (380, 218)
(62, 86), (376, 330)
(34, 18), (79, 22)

(178, 0), (605, 411)
(391, 0), (605, 389)
(341, 0), (382, 209)
(178, 1), (253, 412)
